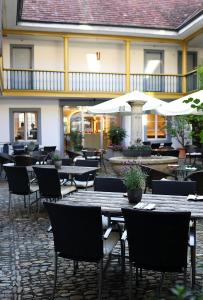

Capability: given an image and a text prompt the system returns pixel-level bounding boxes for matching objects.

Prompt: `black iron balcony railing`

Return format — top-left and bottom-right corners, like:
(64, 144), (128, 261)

(130, 73), (182, 93)
(2, 68), (198, 94)
(69, 71), (125, 92)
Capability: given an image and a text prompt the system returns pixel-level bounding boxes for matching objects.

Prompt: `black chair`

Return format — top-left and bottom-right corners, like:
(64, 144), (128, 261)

(184, 171), (203, 195)
(44, 202), (119, 299)
(82, 149), (106, 172)
(94, 176), (127, 193)
(151, 143), (160, 149)
(140, 165), (176, 192)
(74, 159), (99, 189)
(66, 150), (81, 161)
(152, 180), (197, 196)
(13, 144), (26, 155)
(59, 158), (73, 184)
(161, 149), (179, 157)
(0, 153), (14, 177)
(94, 176), (127, 259)
(14, 155), (33, 166)
(152, 179), (197, 287)
(122, 209), (191, 299)
(33, 167), (76, 203)
(43, 146), (56, 153)
(164, 142), (172, 148)
(143, 141), (151, 146)
(4, 165), (39, 214)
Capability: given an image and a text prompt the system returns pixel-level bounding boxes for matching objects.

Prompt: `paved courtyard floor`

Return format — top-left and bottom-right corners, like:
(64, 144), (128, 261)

(0, 161), (203, 299)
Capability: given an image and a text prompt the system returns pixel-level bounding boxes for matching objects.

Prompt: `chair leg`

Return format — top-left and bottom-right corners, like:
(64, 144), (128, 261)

(98, 260), (103, 300)
(157, 272), (165, 298)
(73, 261), (78, 274)
(23, 195), (26, 208)
(129, 261), (133, 300)
(52, 252), (58, 300)
(28, 195), (30, 216)
(8, 192), (11, 213)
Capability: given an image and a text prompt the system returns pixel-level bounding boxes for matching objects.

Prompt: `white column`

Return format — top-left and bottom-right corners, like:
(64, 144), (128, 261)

(128, 100), (145, 145)
(81, 107), (85, 147)
(100, 116), (104, 149)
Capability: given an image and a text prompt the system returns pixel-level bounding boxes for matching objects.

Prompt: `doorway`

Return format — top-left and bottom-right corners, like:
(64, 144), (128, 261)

(10, 45), (33, 89)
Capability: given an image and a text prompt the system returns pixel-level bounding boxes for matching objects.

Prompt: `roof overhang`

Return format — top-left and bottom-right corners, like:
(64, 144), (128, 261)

(3, 0), (203, 41)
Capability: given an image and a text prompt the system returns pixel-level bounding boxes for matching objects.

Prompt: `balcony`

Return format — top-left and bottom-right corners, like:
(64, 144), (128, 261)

(2, 68), (199, 96)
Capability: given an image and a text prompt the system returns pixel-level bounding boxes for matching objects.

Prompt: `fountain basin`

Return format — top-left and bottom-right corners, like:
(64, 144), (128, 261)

(109, 156), (178, 176)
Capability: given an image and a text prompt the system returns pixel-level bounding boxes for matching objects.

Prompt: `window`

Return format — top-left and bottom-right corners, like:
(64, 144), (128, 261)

(10, 109), (40, 143)
(146, 114), (166, 139)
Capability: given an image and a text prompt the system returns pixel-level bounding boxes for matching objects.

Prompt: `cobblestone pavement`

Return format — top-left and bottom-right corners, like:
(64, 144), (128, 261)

(0, 166), (203, 299)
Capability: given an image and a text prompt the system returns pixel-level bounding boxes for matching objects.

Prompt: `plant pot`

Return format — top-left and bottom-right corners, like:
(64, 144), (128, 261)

(178, 148), (186, 159)
(54, 160), (62, 169)
(127, 188), (142, 204)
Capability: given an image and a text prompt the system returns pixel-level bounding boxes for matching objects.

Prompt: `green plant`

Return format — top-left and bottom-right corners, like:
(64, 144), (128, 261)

(123, 166), (147, 191)
(69, 130), (83, 151)
(108, 126), (126, 145)
(52, 153), (62, 161)
(197, 66), (203, 90)
(127, 144), (151, 152)
(27, 141), (36, 152)
(183, 97), (203, 144)
(167, 116), (191, 147)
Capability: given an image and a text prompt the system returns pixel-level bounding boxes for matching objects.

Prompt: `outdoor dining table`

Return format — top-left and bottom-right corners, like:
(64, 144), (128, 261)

(59, 190), (203, 285)
(27, 165), (99, 177)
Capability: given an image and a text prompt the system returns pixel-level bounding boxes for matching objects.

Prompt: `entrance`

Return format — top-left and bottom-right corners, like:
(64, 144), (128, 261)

(63, 106), (119, 151)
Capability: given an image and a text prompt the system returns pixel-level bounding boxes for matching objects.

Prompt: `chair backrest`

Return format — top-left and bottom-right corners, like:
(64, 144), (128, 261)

(44, 202), (103, 261)
(33, 167), (61, 198)
(14, 155), (33, 166)
(94, 177), (127, 193)
(164, 142), (172, 148)
(140, 165), (168, 189)
(161, 150), (179, 157)
(122, 208), (190, 272)
(185, 171), (203, 194)
(43, 146), (56, 154)
(4, 166), (30, 195)
(152, 180), (197, 195)
(151, 143), (160, 149)
(61, 158), (72, 166)
(74, 159), (98, 181)
(0, 153), (14, 164)
(75, 159), (99, 167)
(66, 150), (81, 160)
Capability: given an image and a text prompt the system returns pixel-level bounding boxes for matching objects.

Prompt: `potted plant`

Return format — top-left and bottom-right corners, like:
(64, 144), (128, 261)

(69, 130), (83, 151)
(26, 141), (38, 154)
(123, 144), (151, 157)
(123, 166), (147, 204)
(52, 153), (62, 169)
(167, 116), (192, 158)
(108, 126), (126, 145)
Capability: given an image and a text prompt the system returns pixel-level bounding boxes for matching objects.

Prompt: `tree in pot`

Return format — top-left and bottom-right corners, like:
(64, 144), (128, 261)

(108, 126), (126, 149)
(123, 166), (147, 204)
(52, 153), (62, 169)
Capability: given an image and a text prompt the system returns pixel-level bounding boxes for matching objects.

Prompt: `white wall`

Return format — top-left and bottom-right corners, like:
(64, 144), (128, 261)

(69, 39), (125, 72)
(3, 38), (64, 70)
(0, 99), (61, 149)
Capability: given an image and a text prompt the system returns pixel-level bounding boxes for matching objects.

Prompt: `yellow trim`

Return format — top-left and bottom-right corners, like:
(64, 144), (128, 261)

(2, 89), (185, 99)
(3, 29), (183, 44)
(64, 37), (69, 91)
(185, 28), (203, 43)
(4, 68), (64, 73)
(125, 40), (131, 93)
(182, 41), (187, 94)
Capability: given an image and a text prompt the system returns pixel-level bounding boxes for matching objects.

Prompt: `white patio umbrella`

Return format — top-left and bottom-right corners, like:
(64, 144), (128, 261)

(156, 90), (203, 116)
(87, 90), (164, 114)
